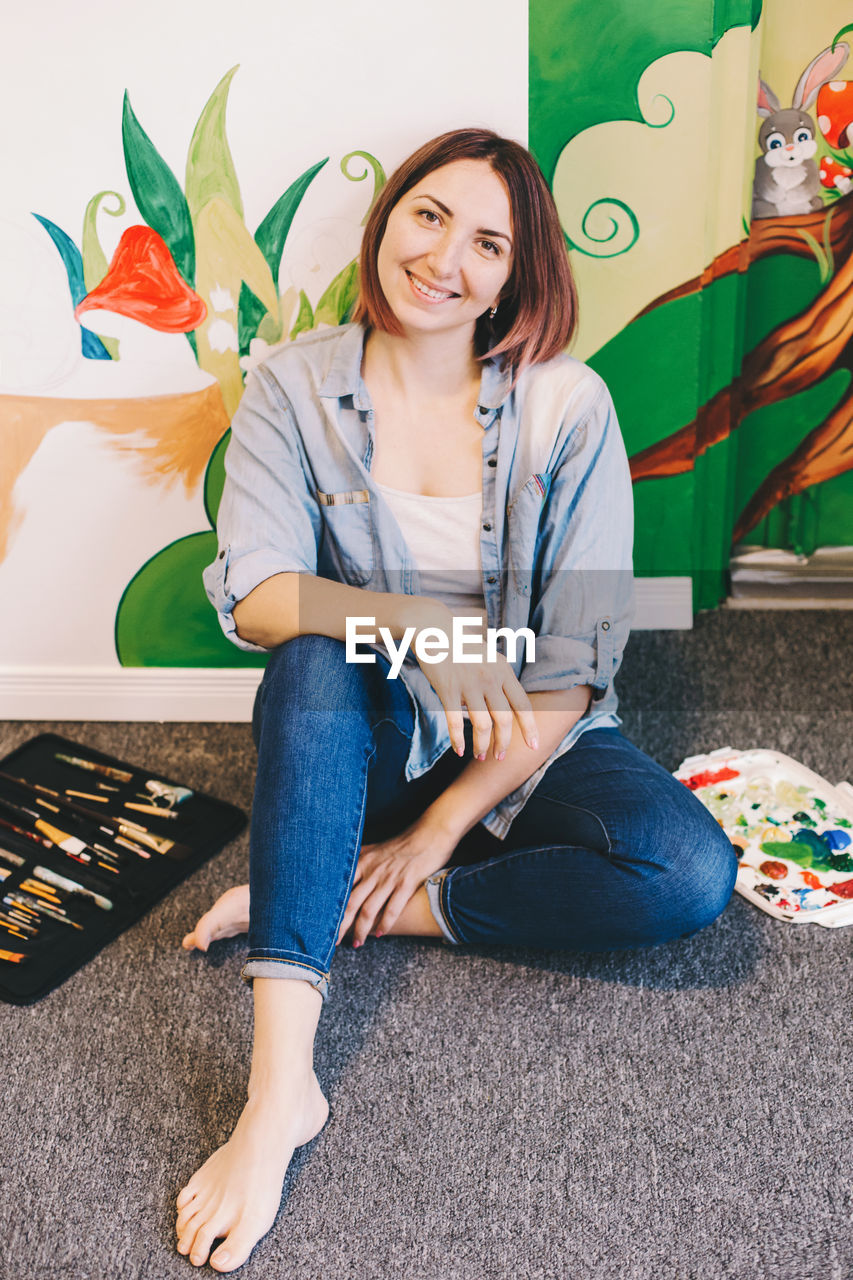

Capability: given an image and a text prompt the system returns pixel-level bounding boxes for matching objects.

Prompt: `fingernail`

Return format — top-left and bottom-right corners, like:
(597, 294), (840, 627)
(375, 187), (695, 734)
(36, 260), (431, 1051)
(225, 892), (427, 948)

(477, 753), (486, 762)
(456, 747), (464, 756)
(497, 751), (506, 761)
(375, 930), (384, 938)
(530, 739), (539, 750)
(353, 939), (362, 949)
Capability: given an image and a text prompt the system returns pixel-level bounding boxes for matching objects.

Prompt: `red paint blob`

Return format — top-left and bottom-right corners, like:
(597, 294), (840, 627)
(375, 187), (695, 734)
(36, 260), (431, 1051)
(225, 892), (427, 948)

(828, 878), (853, 899)
(759, 860), (789, 881)
(682, 766), (740, 791)
(75, 226), (207, 332)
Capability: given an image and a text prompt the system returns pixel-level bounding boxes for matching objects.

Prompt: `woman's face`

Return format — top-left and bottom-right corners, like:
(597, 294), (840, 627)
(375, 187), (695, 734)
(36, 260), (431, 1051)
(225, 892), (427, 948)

(376, 158), (513, 340)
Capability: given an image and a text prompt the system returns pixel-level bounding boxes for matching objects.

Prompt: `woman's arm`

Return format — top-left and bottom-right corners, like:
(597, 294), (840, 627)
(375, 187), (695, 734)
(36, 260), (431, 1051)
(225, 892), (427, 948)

(231, 571), (445, 650)
(420, 684), (592, 844)
(337, 684), (591, 946)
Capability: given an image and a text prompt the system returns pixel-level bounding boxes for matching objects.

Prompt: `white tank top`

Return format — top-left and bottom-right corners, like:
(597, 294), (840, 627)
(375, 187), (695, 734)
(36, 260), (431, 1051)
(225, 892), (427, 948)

(375, 481), (487, 623)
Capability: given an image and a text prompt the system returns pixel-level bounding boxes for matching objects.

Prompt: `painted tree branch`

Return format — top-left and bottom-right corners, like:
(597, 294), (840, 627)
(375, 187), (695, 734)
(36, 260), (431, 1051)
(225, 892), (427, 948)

(629, 194), (853, 537)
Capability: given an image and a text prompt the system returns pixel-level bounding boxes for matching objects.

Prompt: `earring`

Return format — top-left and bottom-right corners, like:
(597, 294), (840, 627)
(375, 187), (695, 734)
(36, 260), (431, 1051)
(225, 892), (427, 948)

(489, 302), (499, 319)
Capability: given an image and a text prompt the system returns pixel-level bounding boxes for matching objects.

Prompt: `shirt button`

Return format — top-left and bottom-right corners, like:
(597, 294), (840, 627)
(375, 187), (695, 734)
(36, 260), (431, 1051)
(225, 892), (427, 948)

(478, 405), (487, 415)
(487, 459), (497, 468)
(601, 620), (611, 631)
(218, 551), (225, 560)
(487, 576), (497, 584)
(482, 523), (492, 532)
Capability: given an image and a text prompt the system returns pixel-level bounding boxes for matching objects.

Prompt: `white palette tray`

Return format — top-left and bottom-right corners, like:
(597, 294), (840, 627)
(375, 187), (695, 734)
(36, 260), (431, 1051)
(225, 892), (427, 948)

(674, 748), (853, 928)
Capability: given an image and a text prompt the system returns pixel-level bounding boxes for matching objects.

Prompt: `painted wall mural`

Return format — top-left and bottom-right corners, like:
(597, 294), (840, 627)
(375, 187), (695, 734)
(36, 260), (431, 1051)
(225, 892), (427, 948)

(530, 0), (853, 609)
(0, 0), (527, 674)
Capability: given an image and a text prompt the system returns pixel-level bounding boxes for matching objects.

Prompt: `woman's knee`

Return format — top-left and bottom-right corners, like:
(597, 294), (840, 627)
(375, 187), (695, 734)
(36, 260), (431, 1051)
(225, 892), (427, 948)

(664, 819), (739, 939)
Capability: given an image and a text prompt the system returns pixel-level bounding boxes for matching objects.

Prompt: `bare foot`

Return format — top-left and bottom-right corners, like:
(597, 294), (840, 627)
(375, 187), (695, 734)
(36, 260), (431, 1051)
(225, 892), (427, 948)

(182, 885), (250, 952)
(175, 1069), (329, 1271)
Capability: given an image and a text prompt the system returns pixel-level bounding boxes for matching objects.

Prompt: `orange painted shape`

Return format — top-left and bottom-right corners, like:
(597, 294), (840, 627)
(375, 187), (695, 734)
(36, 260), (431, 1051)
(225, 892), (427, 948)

(75, 226), (207, 333)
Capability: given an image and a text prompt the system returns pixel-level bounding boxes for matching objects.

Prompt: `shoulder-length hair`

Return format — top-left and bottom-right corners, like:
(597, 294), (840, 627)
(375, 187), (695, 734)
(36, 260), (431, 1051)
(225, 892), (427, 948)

(352, 128), (578, 372)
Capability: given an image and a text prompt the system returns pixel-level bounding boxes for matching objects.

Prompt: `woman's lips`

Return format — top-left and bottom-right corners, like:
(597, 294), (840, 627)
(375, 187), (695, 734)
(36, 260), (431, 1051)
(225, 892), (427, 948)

(405, 270), (458, 303)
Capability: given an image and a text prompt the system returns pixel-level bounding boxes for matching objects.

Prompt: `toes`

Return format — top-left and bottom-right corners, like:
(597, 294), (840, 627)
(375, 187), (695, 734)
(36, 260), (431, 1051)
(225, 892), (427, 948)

(176, 1198), (205, 1235)
(176, 1204), (208, 1255)
(210, 1227), (260, 1272)
(188, 1215), (230, 1268)
(176, 1183), (198, 1210)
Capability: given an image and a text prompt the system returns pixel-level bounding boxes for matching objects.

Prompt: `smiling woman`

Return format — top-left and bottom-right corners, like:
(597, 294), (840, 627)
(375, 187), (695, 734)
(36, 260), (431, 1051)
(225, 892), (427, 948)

(175, 128), (738, 1273)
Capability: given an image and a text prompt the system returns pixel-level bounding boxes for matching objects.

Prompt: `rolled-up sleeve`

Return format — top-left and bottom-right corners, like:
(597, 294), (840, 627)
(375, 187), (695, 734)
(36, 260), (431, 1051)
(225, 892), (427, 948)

(202, 366), (321, 652)
(520, 382), (634, 697)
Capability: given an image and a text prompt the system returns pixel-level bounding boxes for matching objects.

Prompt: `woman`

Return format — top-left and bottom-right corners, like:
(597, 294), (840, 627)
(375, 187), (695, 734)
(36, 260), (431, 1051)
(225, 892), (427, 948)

(176, 129), (737, 1272)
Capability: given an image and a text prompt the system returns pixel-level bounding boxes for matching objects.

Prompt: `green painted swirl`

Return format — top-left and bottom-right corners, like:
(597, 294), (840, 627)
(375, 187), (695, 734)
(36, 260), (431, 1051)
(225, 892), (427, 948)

(566, 198), (640, 259)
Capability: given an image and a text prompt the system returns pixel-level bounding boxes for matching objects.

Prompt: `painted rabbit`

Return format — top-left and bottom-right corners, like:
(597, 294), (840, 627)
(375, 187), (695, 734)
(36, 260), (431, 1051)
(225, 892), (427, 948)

(752, 42), (849, 219)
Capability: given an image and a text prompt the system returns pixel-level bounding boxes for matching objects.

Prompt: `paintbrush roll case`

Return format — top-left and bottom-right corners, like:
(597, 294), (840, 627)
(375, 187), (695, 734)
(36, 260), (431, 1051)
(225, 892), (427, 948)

(0, 732), (246, 1004)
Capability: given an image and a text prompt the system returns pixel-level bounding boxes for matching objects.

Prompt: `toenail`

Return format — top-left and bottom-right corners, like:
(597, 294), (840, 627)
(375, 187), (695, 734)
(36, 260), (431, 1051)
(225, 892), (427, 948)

(216, 1254), (230, 1266)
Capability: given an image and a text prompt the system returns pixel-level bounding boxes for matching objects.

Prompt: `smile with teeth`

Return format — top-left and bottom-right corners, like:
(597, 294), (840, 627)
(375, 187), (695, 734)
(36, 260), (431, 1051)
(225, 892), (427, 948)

(406, 270), (457, 302)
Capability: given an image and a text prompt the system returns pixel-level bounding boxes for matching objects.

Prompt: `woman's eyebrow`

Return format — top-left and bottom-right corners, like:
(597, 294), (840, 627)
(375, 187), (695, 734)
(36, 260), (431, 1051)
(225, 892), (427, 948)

(416, 193), (513, 245)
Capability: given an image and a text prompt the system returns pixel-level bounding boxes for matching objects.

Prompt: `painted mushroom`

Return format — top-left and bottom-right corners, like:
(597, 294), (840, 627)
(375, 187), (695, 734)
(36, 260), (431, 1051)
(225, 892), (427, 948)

(75, 226), (206, 332)
(816, 80), (853, 151)
(818, 154), (853, 192)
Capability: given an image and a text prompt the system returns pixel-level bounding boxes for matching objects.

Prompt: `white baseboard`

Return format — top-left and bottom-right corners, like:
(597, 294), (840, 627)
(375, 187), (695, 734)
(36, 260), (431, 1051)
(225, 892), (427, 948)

(0, 577), (694, 721)
(0, 666), (265, 723)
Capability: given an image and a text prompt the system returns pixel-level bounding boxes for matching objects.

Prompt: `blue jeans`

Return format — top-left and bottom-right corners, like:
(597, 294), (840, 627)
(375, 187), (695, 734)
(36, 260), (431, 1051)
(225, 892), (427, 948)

(243, 635), (738, 999)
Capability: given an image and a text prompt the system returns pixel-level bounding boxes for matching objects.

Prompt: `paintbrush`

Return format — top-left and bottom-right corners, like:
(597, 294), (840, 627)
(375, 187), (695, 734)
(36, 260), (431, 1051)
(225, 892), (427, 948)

(55, 753), (132, 783)
(5, 890), (84, 930)
(0, 774), (182, 858)
(0, 795), (91, 863)
(0, 948), (27, 964)
(32, 865), (112, 911)
(0, 814), (52, 851)
(0, 847), (25, 869)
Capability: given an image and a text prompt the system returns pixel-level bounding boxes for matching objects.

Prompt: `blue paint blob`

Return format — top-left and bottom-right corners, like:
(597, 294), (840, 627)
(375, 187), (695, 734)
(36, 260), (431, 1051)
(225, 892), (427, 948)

(824, 829), (852, 851)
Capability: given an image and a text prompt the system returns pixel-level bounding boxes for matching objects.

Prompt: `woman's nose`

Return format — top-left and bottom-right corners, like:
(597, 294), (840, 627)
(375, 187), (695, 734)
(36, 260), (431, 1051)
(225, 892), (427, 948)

(426, 233), (462, 279)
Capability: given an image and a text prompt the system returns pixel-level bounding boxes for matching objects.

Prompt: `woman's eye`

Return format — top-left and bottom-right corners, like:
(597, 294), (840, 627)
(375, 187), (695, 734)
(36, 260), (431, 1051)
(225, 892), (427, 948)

(480, 240), (500, 256)
(418, 209), (440, 223)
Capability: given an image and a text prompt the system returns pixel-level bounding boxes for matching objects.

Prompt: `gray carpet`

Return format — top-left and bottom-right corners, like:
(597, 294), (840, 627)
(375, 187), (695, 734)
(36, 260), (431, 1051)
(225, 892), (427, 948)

(2, 610), (852, 1280)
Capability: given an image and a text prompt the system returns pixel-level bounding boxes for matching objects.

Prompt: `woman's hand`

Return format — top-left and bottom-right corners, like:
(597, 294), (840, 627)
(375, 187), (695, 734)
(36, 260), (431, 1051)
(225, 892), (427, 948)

(409, 606), (539, 761)
(337, 818), (457, 948)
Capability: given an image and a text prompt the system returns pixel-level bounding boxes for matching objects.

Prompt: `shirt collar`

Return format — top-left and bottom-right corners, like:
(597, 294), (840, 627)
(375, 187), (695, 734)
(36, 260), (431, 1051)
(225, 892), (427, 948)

(318, 322), (512, 415)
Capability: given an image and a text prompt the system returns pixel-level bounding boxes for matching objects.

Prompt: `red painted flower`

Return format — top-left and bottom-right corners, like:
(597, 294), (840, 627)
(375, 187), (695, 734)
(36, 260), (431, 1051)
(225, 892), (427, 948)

(75, 226), (206, 332)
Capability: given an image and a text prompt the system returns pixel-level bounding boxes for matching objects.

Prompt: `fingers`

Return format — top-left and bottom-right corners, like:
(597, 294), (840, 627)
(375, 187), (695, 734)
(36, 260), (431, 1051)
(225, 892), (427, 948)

(504, 679), (539, 750)
(444, 706), (466, 757)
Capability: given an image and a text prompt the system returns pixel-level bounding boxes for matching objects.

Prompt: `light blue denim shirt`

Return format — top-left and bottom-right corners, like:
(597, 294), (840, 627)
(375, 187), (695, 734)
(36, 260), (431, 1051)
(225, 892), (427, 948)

(203, 322), (635, 838)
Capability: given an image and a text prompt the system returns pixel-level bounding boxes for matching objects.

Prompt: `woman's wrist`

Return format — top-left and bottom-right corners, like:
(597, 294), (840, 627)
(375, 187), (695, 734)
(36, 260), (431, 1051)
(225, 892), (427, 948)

(378, 592), (454, 642)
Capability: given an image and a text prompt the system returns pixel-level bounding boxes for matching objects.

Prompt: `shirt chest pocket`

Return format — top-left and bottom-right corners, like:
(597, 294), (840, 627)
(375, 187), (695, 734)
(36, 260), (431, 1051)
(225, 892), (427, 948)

(507, 473), (551, 596)
(316, 489), (374, 586)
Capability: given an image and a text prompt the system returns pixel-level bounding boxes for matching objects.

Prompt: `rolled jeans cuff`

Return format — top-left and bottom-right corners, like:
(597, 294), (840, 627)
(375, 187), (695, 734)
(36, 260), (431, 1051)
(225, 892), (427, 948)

(426, 871), (461, 945)
(241, 957), (330, 1000)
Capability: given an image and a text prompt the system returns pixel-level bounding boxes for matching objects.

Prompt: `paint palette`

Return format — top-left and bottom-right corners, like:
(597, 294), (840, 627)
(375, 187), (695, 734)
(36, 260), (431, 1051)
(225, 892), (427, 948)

(674, 748), (853, 927)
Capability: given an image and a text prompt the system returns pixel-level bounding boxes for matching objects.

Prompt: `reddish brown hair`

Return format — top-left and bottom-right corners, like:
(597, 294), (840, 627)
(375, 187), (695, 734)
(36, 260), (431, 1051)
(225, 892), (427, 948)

(353, 129), (578, 371)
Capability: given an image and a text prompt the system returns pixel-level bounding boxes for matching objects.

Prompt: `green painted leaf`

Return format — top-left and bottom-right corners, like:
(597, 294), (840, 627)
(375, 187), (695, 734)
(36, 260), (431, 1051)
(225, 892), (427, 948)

(185, 66), (243, 224)
(122, 91), (196, 287)
(238, 281), (268, 358)
(82, 191), (126, 359)
(314, 259), (359, 326)
(290, 289), (314, 339)
(204, 432), (230, 527)
(255, 158), (328, 287)
(115, 530), (266, 667)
